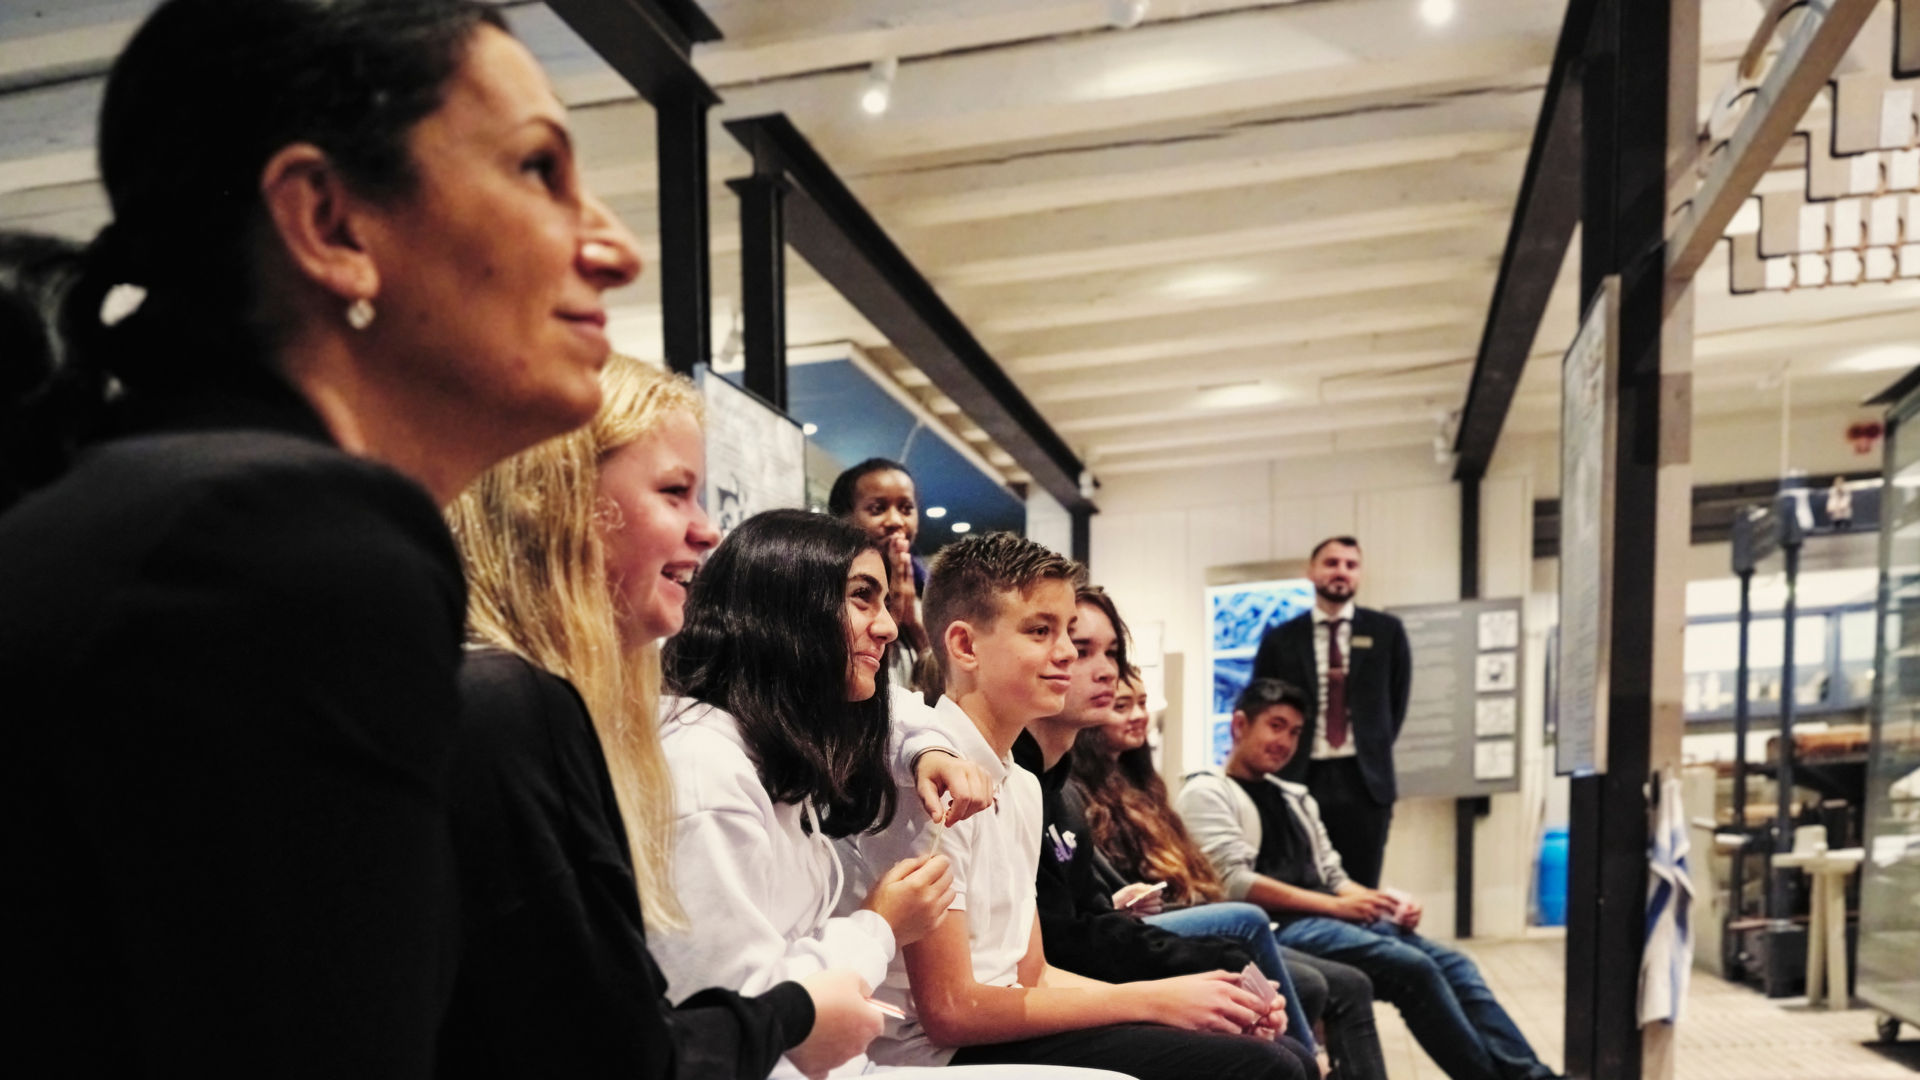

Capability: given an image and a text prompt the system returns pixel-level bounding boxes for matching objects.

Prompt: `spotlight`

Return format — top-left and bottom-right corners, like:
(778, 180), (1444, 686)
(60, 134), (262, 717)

(1108, 0), (1150, 30)
(925, 506), (948, 519)
(1418, 0), (1455, 27)
(802, 423), (819, 436)
(860, 57), (898, 116)
(951, 521), (973, 534)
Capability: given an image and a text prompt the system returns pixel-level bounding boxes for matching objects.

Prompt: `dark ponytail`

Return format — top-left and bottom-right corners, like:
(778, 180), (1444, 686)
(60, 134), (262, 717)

(3, 0), (504, 504)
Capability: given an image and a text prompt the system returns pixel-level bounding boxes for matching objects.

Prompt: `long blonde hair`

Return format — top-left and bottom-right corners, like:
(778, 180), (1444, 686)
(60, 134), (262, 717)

(446, 355), (700, 929)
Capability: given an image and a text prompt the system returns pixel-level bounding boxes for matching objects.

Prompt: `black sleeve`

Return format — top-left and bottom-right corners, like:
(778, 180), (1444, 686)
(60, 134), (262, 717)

(1036, 871), (1252, 982)
(76, 466), (468, 1077)
(1388, 616), (1413, 738)
(442, 651), (807, 1080)
(1034, 774), (1251, 983)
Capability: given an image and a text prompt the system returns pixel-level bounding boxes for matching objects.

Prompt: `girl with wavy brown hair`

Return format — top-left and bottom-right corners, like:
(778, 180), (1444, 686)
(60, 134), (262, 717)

(1075, 669), (1388, 1080)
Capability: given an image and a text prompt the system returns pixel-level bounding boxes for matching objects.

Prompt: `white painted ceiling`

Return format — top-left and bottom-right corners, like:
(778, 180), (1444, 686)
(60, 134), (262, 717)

(4, 0), (1918, 488)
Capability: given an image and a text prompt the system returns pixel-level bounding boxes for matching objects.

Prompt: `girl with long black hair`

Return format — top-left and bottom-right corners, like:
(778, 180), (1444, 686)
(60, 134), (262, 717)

(655, 510), (1127, 1080)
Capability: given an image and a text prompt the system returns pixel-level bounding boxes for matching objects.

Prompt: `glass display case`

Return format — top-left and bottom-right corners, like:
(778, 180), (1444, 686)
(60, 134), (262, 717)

(1863, 380), (1920, 1039)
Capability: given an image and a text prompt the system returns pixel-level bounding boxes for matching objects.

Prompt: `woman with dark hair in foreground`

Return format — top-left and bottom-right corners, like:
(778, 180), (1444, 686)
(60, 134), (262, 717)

(0, 0), (640, 1072)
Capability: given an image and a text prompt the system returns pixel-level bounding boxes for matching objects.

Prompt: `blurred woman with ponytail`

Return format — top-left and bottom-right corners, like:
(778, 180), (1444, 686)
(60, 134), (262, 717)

(0, 0), (640, 1074)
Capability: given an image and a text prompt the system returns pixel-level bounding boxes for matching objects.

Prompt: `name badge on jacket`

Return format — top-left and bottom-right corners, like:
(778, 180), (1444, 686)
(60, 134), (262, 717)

(1352, 635), (1374, 649)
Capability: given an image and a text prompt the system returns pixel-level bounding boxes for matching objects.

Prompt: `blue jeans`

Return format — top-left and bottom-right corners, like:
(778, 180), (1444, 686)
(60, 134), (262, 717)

(1143, 902), (1315, 1052)
(1274, 917), (1551, 1080)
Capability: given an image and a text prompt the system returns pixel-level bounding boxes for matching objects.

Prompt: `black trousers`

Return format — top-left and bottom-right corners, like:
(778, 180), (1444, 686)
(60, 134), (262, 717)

(1306, 757), (1393, 888)
(951, 1023), (1318, 1080)
(1283, 947), (1388, 1080)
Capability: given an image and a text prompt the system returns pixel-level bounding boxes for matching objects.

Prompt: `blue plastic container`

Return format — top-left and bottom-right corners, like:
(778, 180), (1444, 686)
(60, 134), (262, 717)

(1536, 826), (1570, 927)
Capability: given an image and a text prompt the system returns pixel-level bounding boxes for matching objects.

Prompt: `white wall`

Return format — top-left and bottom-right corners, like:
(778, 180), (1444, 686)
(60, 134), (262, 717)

(1026, 487), (1072, 555)
(1091, 445), (1560, 939)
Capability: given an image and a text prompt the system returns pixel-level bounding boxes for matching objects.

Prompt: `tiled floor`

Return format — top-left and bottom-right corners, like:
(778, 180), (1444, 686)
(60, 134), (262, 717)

(1366, 934), (1920, 1079)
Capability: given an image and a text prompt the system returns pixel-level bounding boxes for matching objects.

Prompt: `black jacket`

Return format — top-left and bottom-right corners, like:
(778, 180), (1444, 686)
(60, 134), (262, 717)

(440, 649), (810, 1079)
(1, 377), (468, 1076)
(1012, 731), (1252, 982)
(1251, 607), (1412, 804)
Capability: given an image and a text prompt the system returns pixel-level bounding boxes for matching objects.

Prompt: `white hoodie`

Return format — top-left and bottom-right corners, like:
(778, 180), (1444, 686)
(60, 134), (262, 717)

(651, 694), (948, 1080)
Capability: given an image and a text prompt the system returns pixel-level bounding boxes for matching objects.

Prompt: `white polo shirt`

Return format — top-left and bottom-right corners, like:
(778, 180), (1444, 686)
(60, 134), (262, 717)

(834, 692), (1044, 1068)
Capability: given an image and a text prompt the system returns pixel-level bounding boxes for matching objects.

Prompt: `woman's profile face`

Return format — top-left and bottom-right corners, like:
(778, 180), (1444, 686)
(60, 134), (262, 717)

(842, 549), (897, 702)
(355, 25), (641, 452)
(848, 469), (918, 547)
(596, 409), (719, 645)
(1103, 678), (1150, 753)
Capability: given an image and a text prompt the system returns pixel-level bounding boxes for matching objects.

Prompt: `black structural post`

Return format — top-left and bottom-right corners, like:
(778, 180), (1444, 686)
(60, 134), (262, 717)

(1457, 471), (1485, 939)
(1729, 534), (1754, 965)
(730, 171), (789, 411)
(656, 88), (712, 375)
(1770, 501), (1803, 919)
(1070, 506), (1092, 566)
(1565, 0), (1669, 1075)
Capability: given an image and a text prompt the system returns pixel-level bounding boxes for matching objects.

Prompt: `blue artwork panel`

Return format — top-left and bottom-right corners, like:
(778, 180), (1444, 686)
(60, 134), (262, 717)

(1214, 656), (1255, 716)
(1210, 717), (1235, 766)
(1210, 580), (1314, 654)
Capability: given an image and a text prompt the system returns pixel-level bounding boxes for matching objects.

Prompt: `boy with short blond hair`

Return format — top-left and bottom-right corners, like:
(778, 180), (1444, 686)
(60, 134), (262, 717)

(838, 533), (1314, 1080)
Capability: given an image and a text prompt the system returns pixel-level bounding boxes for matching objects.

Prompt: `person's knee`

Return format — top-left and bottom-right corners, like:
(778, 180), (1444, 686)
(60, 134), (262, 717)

(1214, 901), (1273, 938)
(1321, 959), (1375, 1007)
(1238, 1037), (1315, 1080)
(1290, 959), (1329, 1018)
(1367, 943), (1447, 1002)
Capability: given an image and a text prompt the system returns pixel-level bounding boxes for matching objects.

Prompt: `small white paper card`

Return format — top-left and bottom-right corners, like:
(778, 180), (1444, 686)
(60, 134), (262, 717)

(1475, 696), (1517, 737)
(1474, 739), (1517, 781)
(1477, 609), (1519, 650)
(1475, 652), (1517, 693)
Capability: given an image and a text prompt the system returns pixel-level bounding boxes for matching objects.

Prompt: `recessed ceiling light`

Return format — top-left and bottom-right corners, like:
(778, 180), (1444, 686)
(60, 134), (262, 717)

(802, 422), (819, 436)
(1835, 345), (1920, 373)
(1162, 267), (1260, 300)
(1419, 0), (1455, 27)
(860, 57), (897, 116)
(1193, 380), (1287, 410)
(925, 506), (948, 519)
(951, 521), (973, 534)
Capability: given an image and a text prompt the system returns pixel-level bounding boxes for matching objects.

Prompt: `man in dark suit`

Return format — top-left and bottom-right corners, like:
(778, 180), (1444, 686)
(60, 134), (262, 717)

(1250, 536), (1411, 887)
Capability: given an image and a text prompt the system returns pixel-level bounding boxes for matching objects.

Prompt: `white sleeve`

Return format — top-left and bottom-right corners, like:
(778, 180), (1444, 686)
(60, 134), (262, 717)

(1174, 773), (1262, 901)
(653, 802), (896, 1001)
(888, 686), (960, 788)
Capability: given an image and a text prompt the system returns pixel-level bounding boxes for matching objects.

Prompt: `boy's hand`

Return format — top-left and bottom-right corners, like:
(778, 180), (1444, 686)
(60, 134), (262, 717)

(1332, 889), (1400, 924)
(913, 751), (993, 825)
(1134, 971), (1265, 1034)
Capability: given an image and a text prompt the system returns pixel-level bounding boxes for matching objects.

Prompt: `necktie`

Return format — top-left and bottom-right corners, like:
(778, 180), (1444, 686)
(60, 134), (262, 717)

(1326, 618), (1349, 749)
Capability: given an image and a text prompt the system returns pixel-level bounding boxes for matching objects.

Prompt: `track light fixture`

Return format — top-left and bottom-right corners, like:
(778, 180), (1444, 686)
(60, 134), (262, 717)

(1107, 0), (1149, 30)
(860, 57), (898, 116)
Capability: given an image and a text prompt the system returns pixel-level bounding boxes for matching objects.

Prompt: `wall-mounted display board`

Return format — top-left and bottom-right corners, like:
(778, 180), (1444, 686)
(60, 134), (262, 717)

(1557, 276), (1619, 777)
(1202, 578), (1314, 766)
(1387, 598), (1526, 799)
(697, 365), (805, 537)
